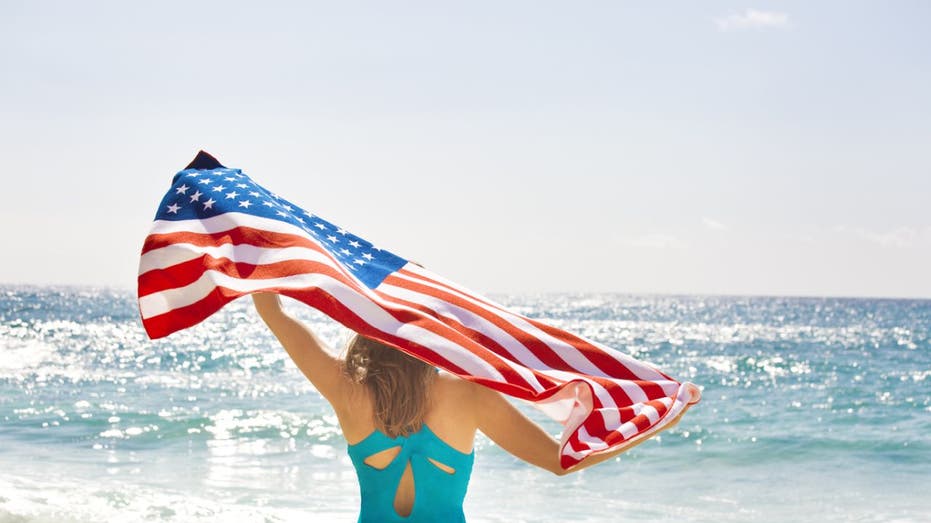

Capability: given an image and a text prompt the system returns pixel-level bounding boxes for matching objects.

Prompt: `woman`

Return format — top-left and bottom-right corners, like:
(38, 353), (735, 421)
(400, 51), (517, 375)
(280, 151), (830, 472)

(253, 293), (698, 522)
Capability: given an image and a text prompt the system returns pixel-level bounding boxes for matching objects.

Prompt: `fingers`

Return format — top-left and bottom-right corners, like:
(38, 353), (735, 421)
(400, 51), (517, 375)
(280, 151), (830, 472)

(684, 383), (702, 405)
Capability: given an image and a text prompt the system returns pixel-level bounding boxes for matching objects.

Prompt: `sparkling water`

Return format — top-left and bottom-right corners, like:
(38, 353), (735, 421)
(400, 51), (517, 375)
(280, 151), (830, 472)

(1, 287), (928, 522)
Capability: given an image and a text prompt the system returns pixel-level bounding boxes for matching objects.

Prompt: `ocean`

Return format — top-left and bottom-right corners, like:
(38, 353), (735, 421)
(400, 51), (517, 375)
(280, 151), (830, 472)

(1, 287), (928, 522)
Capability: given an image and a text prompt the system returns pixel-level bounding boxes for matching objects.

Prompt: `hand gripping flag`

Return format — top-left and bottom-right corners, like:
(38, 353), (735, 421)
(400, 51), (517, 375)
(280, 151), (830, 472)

(138, 151), (699, 469)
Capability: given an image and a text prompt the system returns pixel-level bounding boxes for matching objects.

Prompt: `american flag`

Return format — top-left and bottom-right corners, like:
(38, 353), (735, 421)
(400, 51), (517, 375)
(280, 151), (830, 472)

(138, 151), (698, 469)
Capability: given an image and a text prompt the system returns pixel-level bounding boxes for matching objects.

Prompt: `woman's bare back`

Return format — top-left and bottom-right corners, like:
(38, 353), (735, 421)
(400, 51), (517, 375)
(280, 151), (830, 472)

(337, 371), (479, 453)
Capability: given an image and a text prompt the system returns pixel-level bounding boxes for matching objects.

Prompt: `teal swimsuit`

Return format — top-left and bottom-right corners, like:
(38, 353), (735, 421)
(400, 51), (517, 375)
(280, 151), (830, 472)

(347, 423), (475, 522)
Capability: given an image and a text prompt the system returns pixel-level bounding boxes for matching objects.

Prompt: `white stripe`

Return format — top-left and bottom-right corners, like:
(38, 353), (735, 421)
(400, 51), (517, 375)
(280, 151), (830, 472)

(139, 270), (299, 318)
(377, 283), (548, 393)
(616, 384), (691, 442)
(617, 420), (640, 440)
(560, 439), (589, 462)
(379, 280), (625, 417)
(403, 263), (512, 311)
(139, 243), (333, 275)
(393, 271), (687, 420)
(388, 272), (631, 409)
(140, 270), (507, 383)
(535, 381), (590, 424)
(576, 426), (608, 452)
(147, 213), (312, 237)
(140, 256), (524, 388)
(404, 264), (672, 386)
(587, 337), (680, 387)
(141, 215), (371, 290)
(632, 402), (661, 425)
(321, 279), (508, 383)
(392, 271), (644, 394)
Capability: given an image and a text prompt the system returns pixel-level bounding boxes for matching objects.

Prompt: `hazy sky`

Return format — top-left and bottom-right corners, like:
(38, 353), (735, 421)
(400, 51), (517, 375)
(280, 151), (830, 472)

(1, 1), (929, 298)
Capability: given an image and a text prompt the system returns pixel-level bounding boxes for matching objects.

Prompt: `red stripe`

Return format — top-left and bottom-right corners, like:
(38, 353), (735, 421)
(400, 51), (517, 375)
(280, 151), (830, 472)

(396, 269), (669, 400)
(141, 283), (243, 339)
(524, 316), (674, 390)
(139, 254), (351, 298)
(364, 300), (550, 398)
(372, 288), (558, 393)
(397, 267), (510, 315)
(382, 273), (639, 406)
(142, 226), (324, 255)
(381, 276), (640, 416)
(142, 263), (552, 401)
(141, 251), (638, 412)
(560, 399), (671, 466)
(383, 274), (610, 375)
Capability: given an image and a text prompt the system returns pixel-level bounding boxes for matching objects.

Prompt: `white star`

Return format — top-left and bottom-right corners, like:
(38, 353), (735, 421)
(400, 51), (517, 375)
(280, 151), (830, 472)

(225, 191), (239, 199)
(314, 223), (326, 230)
(353, 259), (366, 266)
(337, 228), (348, 235)
(349, 240), (361, 248)
(236, 183), (248, 189)
(166, 203), (181, 214)
(304, 210), (313, 217)
(276, 210), (289, 217)
(362, 252), (374, 260)
(262, 201), (275, 207)
(282, 205), (293, 211)
(187, 173), (200, 178)
(249, 191), (261, 197)
(239, 200), (252, 208)
(213, 184), (226, 192)
(203, 198), (216, 210)
(340, 248), (351, 255)
(296, 216), (304, 223)
(327, 235), (338, 243)
(225, 177), (236, 182)
(200, 178), (212, 184)
(176, 184), (189, 195)
(189, 190), (202, 202)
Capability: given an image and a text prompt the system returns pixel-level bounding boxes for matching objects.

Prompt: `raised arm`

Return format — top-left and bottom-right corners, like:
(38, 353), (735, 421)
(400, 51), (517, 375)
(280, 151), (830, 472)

(251, 293), (349, 408)
(474, 383), (698, 475)
(473, 385), (565, 475)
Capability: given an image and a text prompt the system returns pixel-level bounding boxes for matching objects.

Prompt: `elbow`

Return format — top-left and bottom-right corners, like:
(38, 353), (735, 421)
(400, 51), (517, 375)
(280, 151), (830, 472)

(252, 292), (282, 308)
(548, 461), (571, 476)
(252, 294), (285, 317)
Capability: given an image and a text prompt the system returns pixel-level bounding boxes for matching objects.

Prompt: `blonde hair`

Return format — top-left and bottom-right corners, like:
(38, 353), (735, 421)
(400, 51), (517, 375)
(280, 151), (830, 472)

(343, 335), (436, 438)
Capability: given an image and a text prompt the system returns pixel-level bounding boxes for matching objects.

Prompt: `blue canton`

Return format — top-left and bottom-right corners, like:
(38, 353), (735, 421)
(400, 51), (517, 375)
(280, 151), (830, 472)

(154, 167), (407, 289)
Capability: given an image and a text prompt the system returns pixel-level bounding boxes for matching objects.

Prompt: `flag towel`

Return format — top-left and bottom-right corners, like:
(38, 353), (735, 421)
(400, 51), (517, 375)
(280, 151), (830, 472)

(138, 151), (699, 469)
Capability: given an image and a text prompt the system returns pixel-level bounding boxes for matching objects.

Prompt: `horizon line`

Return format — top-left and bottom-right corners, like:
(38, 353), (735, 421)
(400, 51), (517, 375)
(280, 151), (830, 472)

(1, 281), (929, 302)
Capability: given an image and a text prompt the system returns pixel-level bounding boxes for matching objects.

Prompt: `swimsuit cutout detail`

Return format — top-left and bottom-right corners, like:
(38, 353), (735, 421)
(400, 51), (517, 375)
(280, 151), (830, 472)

(347, 423), (475, 523)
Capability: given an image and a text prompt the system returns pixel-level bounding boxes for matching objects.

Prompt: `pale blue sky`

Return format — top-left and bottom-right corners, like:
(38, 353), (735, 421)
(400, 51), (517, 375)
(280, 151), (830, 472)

(1, 1), (929, 297)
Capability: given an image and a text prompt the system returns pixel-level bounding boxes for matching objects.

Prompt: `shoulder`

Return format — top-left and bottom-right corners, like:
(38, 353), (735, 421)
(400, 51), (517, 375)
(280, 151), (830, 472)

(433, 372), (511, 420)
(435, 371), (482, 400)
(428, 372), (489, 423)
(423, 372), (486, 452)
(333, 378), (375, 442)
